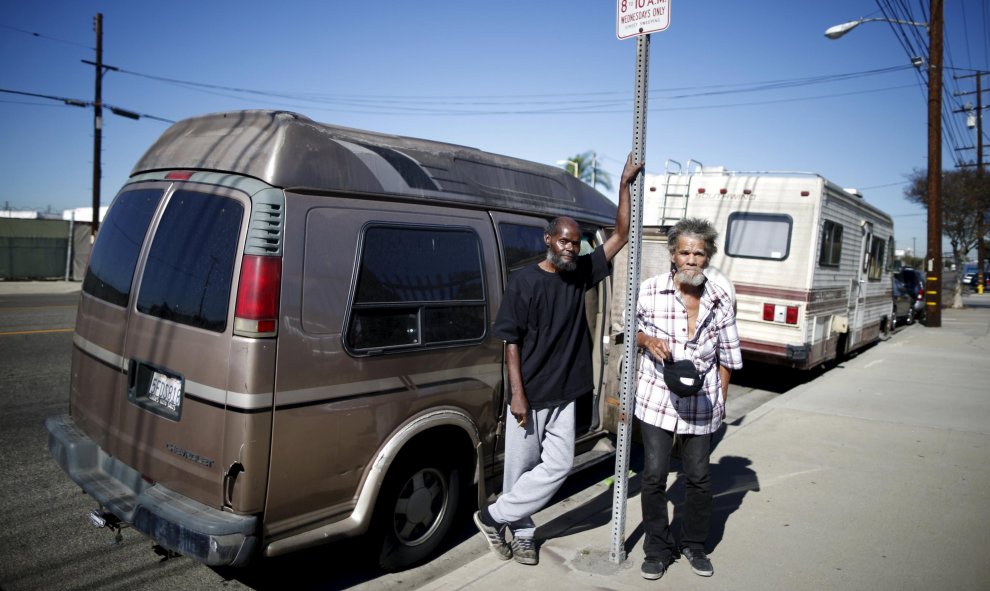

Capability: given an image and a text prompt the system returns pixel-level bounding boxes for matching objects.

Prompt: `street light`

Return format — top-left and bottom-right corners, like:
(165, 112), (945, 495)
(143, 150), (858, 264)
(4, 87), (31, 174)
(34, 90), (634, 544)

(824, 17), (927, 40)
(825, 3), (944, 327)
(556, 159), (580, 178)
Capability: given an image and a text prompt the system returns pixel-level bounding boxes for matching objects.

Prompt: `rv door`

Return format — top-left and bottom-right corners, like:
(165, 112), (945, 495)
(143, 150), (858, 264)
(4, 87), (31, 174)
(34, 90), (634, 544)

(849, 221), (873, 347)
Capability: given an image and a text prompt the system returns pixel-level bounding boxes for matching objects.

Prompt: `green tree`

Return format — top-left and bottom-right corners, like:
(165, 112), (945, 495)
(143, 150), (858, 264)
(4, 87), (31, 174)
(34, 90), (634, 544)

(560, 151), (612, 193)
(903, 166), (990, 271)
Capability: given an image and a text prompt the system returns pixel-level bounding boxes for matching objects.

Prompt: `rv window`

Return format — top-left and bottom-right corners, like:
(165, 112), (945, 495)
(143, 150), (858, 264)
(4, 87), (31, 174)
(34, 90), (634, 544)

(866, 236), (885, 281)
(348, 226), (486, 352)
(725, 213), (792, 261)
(82, 188), (164, 307)
(818, 220), (843, 267)
(136, 191), (244, 332)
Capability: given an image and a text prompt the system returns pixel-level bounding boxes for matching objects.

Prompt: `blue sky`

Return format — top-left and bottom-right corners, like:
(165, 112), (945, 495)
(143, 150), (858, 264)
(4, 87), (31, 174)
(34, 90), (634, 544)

(2, 1), (987, 256)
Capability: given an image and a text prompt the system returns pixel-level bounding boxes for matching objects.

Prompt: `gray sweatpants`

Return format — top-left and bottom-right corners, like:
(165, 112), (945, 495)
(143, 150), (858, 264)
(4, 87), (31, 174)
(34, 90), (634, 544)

(488, 400), (576, 539)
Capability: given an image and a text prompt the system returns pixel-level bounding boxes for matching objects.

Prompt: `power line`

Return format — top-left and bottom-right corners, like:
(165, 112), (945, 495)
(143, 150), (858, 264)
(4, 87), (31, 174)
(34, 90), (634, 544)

(111, 63), (915, 106)
(0, 87), (174, 123)
(0, 23), (93, 49)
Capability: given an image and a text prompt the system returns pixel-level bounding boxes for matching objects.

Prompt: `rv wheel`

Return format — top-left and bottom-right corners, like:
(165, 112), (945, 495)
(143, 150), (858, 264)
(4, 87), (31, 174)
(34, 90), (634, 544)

(375, 455), (460, 572)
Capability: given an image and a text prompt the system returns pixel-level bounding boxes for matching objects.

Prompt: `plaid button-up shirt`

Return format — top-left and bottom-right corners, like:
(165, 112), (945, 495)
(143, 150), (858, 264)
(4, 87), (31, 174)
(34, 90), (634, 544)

(634, 271), (742, 435)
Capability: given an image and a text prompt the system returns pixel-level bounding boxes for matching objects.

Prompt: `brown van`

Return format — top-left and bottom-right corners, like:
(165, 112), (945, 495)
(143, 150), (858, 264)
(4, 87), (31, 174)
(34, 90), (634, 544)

(46, 110), (621, 571)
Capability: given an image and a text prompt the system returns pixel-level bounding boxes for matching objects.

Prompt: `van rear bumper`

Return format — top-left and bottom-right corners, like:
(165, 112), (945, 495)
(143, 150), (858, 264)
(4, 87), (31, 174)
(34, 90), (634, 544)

(45, 414), (258, 567)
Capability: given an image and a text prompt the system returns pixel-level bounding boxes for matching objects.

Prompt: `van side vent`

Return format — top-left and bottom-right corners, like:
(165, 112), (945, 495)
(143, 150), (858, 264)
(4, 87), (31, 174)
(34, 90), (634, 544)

(246, 190), (285, 256)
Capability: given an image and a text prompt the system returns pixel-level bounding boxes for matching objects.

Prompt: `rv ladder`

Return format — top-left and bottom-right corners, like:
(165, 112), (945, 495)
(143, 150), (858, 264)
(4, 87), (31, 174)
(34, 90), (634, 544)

(658, 175), (690, 226)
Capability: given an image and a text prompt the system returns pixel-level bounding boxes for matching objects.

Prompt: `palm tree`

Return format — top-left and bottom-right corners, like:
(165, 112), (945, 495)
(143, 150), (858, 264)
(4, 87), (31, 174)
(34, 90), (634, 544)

(560, 151), (612, 193)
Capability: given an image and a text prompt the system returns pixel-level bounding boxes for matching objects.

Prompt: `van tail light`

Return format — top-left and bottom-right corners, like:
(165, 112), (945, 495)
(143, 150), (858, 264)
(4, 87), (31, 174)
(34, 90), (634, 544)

(762, 303), (799, 325)
(234, 254), (281, 337)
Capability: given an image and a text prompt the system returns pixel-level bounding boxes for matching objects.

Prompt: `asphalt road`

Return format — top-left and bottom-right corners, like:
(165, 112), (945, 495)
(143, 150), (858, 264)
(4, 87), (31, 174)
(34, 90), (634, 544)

(0, 290), (843, 591)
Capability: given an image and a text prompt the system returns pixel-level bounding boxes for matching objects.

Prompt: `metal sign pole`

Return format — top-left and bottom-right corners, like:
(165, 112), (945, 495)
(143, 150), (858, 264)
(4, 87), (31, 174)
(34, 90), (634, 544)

(609, 32), (650, 564)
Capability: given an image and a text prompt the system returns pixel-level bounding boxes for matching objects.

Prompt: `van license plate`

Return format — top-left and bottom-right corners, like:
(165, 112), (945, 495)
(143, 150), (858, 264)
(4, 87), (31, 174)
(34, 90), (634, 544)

(148, 371), (183, 414)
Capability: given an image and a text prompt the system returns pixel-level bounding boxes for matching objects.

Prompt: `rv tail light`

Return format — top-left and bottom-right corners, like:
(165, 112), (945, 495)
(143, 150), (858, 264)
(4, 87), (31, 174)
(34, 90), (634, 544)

(800, 190), (810, 197)
(743, 189), (752, 195)
(165, 171), (194, 180)
(763, 303), (800, 325)
(234, 254), (282, 337)
(697, 188), (706, 194)
(719, 188), (728, 194)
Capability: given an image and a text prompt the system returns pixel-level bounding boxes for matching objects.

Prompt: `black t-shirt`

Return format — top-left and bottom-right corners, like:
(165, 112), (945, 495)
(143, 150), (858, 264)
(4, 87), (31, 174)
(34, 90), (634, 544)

(492, 246), (611, 409)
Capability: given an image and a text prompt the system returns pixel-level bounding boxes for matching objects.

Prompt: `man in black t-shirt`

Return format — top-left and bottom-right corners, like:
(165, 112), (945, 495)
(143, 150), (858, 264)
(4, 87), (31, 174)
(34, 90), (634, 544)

(472, 153), (642, 565)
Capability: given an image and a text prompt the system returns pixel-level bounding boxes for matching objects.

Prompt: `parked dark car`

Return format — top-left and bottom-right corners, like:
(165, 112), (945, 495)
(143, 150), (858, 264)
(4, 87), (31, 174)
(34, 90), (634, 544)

(891, 275), (915, 328)
(899, 268), (926, 325)
(961, 263), (989, 291)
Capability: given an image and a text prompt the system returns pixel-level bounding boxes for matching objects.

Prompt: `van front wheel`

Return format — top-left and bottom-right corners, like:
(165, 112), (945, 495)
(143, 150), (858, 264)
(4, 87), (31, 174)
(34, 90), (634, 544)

(375, 457), (460, 572)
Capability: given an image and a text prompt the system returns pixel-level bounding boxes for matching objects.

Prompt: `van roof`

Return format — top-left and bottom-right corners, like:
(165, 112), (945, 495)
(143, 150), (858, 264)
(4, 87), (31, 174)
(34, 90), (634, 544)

(132, 110), (617, 224)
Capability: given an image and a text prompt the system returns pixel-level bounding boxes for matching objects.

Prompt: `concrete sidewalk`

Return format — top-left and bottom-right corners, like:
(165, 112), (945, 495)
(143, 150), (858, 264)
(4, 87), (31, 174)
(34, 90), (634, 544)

(423, 302), (990, 591)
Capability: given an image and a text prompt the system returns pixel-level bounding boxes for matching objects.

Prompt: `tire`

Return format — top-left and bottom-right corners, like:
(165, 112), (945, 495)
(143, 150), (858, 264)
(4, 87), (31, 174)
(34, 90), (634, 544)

(375, 454), (461, 572)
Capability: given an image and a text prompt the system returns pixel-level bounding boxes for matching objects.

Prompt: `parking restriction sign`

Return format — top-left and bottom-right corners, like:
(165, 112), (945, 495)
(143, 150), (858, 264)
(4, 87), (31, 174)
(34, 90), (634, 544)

(616, 0), (670, 39)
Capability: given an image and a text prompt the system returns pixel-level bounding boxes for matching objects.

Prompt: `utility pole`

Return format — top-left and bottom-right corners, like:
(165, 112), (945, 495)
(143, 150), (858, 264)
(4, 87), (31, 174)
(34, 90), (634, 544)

(91, 12), (103, 239)
(977, 73), (985, 295)
(954, 70), (988, 294)
(591, 151), (597, 190)
(925, 0), (943, 327)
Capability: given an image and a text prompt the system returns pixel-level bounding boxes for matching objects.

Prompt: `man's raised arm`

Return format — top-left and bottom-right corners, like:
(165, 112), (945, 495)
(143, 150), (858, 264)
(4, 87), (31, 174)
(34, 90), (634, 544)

(602, 152), (644, 262)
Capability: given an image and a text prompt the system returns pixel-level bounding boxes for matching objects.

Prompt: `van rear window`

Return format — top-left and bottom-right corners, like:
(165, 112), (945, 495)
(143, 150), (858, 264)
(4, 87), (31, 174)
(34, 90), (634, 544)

(82, 189), (164, 306)
(348, 226), (486, 351)
(136, 191), (243, 332)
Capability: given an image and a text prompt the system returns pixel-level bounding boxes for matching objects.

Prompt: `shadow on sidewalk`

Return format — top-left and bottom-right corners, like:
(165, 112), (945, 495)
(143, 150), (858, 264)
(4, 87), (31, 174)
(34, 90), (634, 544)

(534, 443), (760, 557)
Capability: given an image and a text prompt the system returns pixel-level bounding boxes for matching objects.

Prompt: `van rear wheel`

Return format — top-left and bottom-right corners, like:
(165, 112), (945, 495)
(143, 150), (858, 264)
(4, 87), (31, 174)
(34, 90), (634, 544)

(375, 456), (460, 572)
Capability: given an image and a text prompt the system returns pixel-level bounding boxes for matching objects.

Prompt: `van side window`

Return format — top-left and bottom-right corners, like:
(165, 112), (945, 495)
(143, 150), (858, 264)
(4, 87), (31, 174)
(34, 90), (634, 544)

(818, 220), (843, 267)
(725, 212), (792, 261)
(136, 191), (244, 332)
(498, 223), (546, 281)
(347, 226), (486, 352)
(497, 222), (600, 283)
(82, 189), (164, 307)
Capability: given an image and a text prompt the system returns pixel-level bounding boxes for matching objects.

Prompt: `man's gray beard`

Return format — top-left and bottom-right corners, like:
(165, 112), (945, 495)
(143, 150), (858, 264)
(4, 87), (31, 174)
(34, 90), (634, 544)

(547, 250), (577, 272)
(675, 269), (707, 287)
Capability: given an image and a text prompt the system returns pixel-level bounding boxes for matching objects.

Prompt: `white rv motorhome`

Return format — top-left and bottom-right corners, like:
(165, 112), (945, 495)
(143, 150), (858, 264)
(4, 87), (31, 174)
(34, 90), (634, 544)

(607, 161), (895, 376)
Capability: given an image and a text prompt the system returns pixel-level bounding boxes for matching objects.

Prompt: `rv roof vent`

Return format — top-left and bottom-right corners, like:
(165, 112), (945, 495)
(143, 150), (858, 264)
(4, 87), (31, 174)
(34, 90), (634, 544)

(844, 188), (863, 198)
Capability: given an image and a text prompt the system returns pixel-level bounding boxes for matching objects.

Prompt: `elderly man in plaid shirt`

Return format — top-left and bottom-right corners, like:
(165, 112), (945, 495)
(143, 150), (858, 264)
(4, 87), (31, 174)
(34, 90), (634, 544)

(634, 217), (742, 581)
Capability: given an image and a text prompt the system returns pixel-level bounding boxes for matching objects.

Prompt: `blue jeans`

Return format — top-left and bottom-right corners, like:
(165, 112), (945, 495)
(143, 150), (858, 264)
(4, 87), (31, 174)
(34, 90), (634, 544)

(638, 419), (712, 561)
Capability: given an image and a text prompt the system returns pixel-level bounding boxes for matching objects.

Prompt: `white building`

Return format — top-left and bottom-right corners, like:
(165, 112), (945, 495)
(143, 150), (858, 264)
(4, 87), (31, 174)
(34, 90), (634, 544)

(62, 207), (109, 223)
